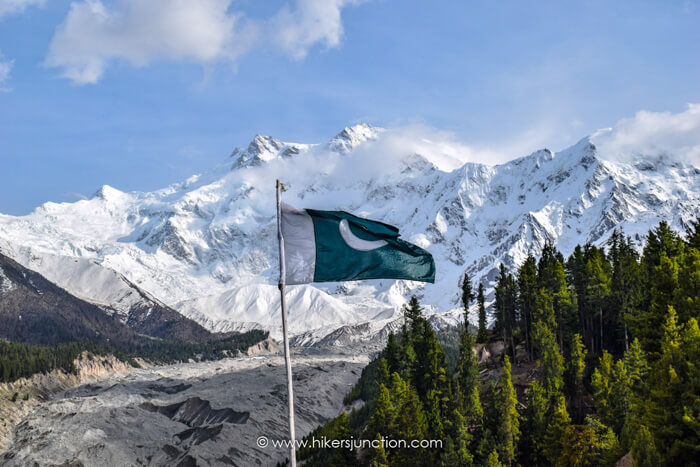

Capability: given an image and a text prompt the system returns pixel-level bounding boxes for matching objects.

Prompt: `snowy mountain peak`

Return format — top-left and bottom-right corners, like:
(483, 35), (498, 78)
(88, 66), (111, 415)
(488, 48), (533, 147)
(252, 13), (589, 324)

(93, 184), (125, 200)
(327, 123), (382, 153)
(230, 134), (309, 169)
(249, 134), (283, 155)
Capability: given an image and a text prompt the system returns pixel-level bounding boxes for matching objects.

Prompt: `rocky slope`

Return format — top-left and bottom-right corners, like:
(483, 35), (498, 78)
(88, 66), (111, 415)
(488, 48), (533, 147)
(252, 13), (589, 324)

(0, 354), (368, 466)
(0, 352), (132, 452)
(0, 124), (697, 345)
(0, 251), (234, 348)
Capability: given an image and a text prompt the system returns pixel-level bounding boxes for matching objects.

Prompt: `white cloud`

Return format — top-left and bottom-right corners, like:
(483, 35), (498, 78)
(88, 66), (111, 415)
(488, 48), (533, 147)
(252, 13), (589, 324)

(271, 0), (356, 60)
(350, 125), (507, 171)
(46, 0), (364, 84)
(0, 52), (13, 92)
(46, 0), (243, 84)
(0, 0), (43, 18)
(591, 104), (700, 166)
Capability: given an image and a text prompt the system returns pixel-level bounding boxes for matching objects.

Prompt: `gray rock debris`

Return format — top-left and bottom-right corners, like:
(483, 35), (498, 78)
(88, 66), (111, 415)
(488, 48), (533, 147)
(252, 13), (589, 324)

(1, 354), (368, 466)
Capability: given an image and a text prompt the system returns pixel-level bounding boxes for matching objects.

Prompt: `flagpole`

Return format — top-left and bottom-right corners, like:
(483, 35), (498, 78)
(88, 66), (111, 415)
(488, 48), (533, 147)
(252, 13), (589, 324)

(276, 179), (297, 467)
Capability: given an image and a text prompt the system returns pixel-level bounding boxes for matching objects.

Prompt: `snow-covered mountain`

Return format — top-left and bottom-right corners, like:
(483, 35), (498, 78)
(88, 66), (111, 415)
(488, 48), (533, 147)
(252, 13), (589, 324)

(0, 124), (698, 343)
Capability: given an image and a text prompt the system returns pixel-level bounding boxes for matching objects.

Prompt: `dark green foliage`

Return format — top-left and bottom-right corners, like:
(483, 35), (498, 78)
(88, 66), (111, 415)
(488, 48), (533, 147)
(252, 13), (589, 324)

(520, 381), (548, 465)
(130, 329), (269, 364)
(608, 230), (643, 353)
(0, 341), (127, 383)
(493, 357), (519, 466)
(538, 242), (577, 351)
(302, 222), (699, 467)
(542, 395), (570, 464)
(591, 350), (629, 435)
(685, 217), (700, 251)
(461, 272), (475, 318)
(631, 308), (700, 465)
(0, 330), (268, 383)
(476, 283), (488, 344)
(557, 416), (622, 467)
(435, 325), (461, 374)
(455, 328), (483, 431)
(494, 264), (517, 360)
(343, 356), (385, 405)
(517, 254), (537, 358)
(297, 411), (359, 466)
(565, 333), (587, 420)
(585, 248), (611, 355)
(532, 289), (565, 398)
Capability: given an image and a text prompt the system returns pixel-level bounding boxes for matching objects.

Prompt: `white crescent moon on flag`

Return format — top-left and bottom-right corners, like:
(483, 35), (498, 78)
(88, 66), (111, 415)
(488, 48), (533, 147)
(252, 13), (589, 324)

(339, 219), (388, 251)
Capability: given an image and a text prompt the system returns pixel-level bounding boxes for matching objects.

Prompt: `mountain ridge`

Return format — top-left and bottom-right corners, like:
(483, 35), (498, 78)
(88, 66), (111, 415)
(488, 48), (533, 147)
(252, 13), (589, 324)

(0, 124), (697, 344)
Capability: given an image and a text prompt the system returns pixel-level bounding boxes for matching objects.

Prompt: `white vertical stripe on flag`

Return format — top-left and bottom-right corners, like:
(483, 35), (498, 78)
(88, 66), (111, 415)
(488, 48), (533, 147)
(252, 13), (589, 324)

(280, 203), (316, 284)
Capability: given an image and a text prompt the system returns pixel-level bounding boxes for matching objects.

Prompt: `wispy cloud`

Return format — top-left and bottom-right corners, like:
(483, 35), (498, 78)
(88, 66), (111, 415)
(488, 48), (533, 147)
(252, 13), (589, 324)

(0, 0), (43, 19)
(591, 104), (700, 166)
(64, 191), (88, 201)
(45, 0), (366, 85)
(0, 52), (13, 92)
(271, 0), (360, 60)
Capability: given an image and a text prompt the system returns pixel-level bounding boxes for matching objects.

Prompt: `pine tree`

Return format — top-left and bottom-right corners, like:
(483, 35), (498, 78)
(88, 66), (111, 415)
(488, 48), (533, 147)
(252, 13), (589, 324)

(517, 254), (538, 359)
(566, 244), (589, 344)
(384, 333), (401, 377)
(685, 217), (700, 250)
(639, 309), (700, 464)
(461, 272), (475, 320)
(591, 351), (630, 435)
(542, 396), (571, 465)
(485, 448), (502, 467)
(369, 434), (389, 467)
(585, 251), (611, 354)
(538, 242), (577, 350)
(441, 409), (474, 466)
(620, 338), (648, 452)
(631, 425), (661, 467)
(365, 383), (395, 441)
(495, 264), (518, 360)
(642, 221), (685, 280)
(609, 231), (642, 352)
(494, 357), (519, 466)
(532, 289), (565, 398)
(557, 416), (622, 467)
(476, 283), (488, 344)
(455, 326), (483, 431)
(392, 373), (429, 466)
(676, 246), (700, 325)
(404, 296), (425, 338)
(520, 381), (549, 466)
(586, 416), (623, 466)
(397, 326), (417, 381)
(412, 315), (449, 414)
(623, 338), (648, 388)
(633, 253), (680, 358)
(565, 333), (587, 420)
(328, 412), (358, 467)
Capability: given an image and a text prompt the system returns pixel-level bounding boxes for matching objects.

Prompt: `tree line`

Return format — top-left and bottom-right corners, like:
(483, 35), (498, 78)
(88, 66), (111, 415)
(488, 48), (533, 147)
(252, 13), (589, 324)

(0, 329), (268, 384)
(294, 220), (699, 466)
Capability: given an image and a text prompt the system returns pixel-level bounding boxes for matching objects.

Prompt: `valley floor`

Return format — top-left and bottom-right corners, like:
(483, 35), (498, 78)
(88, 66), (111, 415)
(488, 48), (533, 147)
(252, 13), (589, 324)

(0, 352), (369, 466)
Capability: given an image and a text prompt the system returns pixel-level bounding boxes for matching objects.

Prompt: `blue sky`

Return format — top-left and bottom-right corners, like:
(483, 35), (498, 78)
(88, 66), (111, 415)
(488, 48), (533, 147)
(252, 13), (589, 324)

(0, 0), (698, 215)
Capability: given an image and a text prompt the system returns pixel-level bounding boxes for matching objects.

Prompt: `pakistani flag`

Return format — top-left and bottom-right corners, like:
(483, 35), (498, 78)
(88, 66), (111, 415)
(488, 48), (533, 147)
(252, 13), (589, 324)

(279, 203), (435, 285)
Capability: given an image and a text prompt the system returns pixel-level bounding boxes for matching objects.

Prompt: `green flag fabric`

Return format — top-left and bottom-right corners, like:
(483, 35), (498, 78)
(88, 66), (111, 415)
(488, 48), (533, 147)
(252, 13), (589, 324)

(280, 203), (435, 285)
